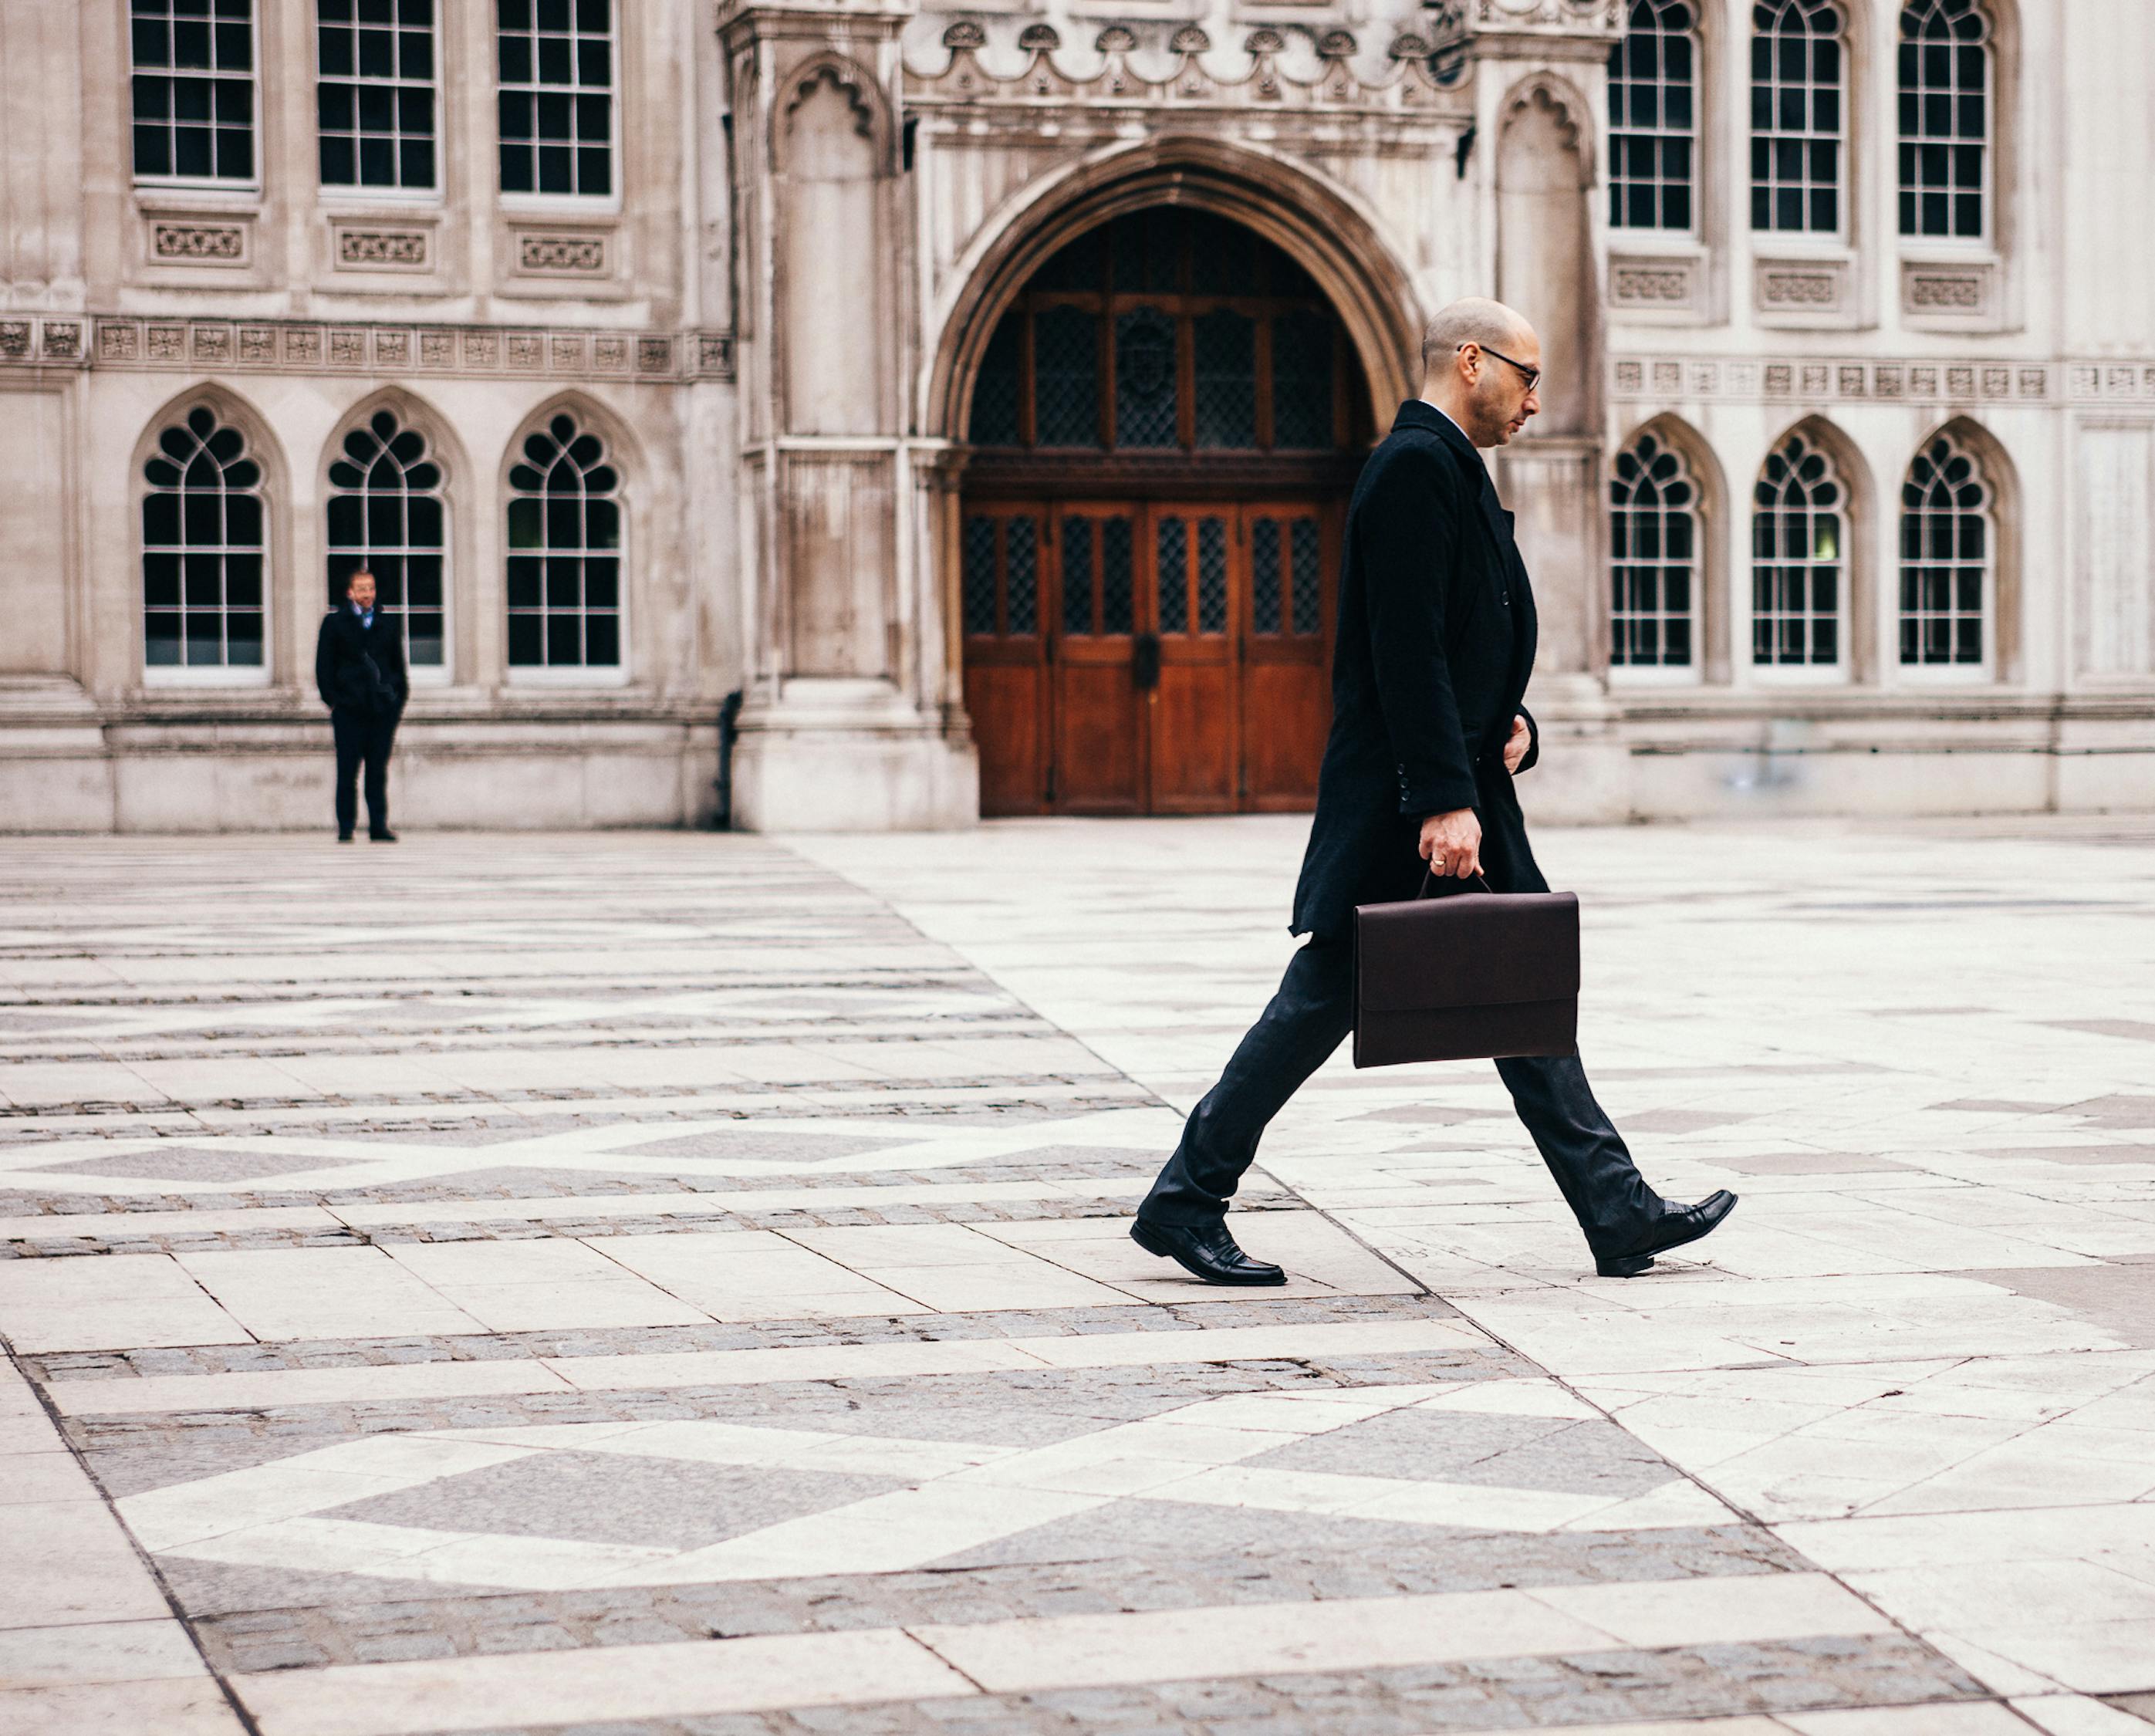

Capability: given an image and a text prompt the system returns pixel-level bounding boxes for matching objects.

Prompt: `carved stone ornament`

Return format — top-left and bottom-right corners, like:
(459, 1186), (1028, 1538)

(0, 321), (30, 360)
(1611, 264), (1693, 306)
(908, 18), (1465, 112)
(73, 317), (731, 384)
(152, 221), (245, 263)
(1611, 353), (2058, 405)
(518, 234), (608, 273)
(338, 228), (428, 268)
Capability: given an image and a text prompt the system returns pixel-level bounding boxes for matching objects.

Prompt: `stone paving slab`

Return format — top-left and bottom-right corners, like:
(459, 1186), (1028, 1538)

(3, 827), (2152, 1734)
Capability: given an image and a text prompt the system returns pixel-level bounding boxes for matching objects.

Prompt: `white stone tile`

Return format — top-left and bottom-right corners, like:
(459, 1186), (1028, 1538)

(1778, 1705), (2033, 1734)
(0, 1501), (171, 1628)
(174, 1248), (485, 1341)
(0, 1451), (102, 1505)
(912, 1586), (1618, 1693)
(0, 1254), (245, 1353)
(0, 1620), (206, 1689)
(0, 1207), (341, 1241)
(1528, 1572), (1892, 1650)
(595, 1231), (929, 1320)
(2009, 1695), (2155, 1736)
(232, 1628), (973, 1736)
(0, 1677), (245, 1736)
(1930, 1620), (2155, 1694)
(47, 1358), (572, 1419)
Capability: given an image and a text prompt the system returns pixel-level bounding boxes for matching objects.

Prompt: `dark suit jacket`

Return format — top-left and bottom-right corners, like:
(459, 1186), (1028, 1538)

(1291, 400), (1546, 939)
(315, 606), (409, 718)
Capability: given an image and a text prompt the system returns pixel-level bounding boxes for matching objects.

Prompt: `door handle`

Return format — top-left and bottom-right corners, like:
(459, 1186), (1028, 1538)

(1132, 632), (1161, 692)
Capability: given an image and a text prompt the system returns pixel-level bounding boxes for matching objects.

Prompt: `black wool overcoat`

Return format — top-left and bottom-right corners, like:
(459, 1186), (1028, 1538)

(1291, 400), (1547, 940)
(315, 606), (409, 718)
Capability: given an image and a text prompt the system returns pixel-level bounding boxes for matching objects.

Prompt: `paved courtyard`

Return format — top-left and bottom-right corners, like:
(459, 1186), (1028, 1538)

(2, 816), (2153, 1736)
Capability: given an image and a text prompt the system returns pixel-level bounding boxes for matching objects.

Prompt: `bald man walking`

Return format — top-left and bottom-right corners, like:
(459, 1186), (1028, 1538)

(1132, 299), (1736, 1285)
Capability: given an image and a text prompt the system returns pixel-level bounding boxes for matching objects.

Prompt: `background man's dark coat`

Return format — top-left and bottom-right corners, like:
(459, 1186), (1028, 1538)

(316, 605), (407, 835)
(1292, 400), (1545, 938)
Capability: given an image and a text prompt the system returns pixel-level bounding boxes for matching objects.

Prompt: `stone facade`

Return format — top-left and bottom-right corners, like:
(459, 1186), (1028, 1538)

(0, 0), (2150, 831)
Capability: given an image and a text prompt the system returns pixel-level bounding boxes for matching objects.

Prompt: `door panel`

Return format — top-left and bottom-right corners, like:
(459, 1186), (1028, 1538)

(960, 504), (1052, 816)
(1240, 502), (1335, 809)
(960, 495), (1336, 818)
(1147, 505), (1238, 812)
(1051, 505), (1143, 812)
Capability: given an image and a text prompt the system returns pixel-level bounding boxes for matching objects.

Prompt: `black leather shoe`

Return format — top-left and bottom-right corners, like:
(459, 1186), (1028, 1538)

(1130, 1216), (1286, 1287)
(369, 829), (398, 843)
(336, 830), (354, 843)
(1594, 1190), (1738, 1277)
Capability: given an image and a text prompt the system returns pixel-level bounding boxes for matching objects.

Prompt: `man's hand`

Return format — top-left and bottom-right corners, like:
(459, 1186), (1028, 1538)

(1419, 808), (1481, 880)
(1501, 714), (1532, 775)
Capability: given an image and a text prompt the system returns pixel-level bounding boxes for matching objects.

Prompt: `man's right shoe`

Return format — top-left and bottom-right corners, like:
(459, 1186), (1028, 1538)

(1130, 1216), (1287, 1287)
(1594, 1190), (1738, 1278)
(336, 830), (354, 843)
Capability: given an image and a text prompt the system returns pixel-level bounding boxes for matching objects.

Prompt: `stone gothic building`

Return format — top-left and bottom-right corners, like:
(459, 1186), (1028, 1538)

(1, 0), (2150, 832)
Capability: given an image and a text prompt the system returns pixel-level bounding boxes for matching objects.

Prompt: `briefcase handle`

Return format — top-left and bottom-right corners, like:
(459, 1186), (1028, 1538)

(1418, 868), (1495, 898)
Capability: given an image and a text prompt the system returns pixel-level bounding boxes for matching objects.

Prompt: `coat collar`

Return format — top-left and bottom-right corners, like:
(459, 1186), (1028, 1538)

(1391, 400), (1512, 552)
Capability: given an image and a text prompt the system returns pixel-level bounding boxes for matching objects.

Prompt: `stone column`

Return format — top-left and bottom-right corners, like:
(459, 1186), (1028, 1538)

(718, 0), (978, 831)
(1474, 0), (1629, 820)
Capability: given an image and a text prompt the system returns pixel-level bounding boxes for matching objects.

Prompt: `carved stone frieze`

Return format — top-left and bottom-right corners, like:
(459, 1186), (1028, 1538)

(904, 16), (1468, 115)
(517, 233), (609, 274)
(1902, 258), (1997, 323)
(335, 228), (429, 269)
(1609, 253), (1703, 314)
(1612, 353), (2085, 404)
(67, 317), (736, 383)
(150, 221), (248, 265)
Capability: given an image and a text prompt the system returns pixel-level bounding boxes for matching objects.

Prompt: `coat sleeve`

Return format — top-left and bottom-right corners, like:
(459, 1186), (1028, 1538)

(1515, 703), (1540, 775)
(384, 623), (409, 706)
(1360, 446), (1480, 817)
(314, 616), (337, 709)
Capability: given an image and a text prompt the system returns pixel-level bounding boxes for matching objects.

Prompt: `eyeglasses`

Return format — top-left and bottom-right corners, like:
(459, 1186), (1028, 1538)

(1459, 342), (1542, 393)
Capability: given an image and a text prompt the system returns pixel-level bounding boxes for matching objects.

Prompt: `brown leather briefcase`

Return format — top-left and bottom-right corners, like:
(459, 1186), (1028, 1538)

(1352, 874), (1579, 1068)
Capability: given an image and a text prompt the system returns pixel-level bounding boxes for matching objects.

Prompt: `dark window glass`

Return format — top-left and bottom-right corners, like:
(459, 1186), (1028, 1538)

(1897, 0), (1990, 237)
(140, 408), (265, 667)
(505, 415), (623, 666)
(1609, 433), (1699, 667)
(1609, 0), (1699, 231)
(497, 0), (613, 196)
(131, 0), (255, 182)
(1750, 0), (1846, 233)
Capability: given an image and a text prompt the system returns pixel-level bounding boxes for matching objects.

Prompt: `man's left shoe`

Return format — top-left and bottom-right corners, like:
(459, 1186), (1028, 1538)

(369, 829), (398, 843)
(1130, 1216), (1286, 1286)
(1594, 1190), (1738, 1278)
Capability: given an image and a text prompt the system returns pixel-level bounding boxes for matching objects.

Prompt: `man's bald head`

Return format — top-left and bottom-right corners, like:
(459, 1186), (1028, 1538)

(1420, 298), (1534, 377)
(1418, 298), (1542, 448)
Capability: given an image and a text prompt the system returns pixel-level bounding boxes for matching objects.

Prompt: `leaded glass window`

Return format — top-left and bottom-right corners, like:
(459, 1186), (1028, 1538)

(327, 410), (446, 667)
(1610, 0), (1697, 231)
(1610, 434), (1698, 669)
(961, 516), (997, 637)
(1252, 518), (1284, 634)
(958, 511), (1045, 639)
(1290, 519), (1322, 635)
(1099, 518), (1134, 634)
(1752, 433), (1844, 667)
(1898, 0), (1989, 239)
(318, 0), (437, 189)
(1115, 308), (1179, 449)
(1196, 517), (1230, 634)
(142, 407), (265, 669)
(130, 0), (255, 182)
(1751, 0), (1845, 234)
(1900, 435), (1990, 667)
(506, 414), (620, 668)
(1157, 517), (1189, 633)
(971, 313), (1022, 448)
(1032, 306), (1099, 448)
(1272, 312), (1336, 451)
(497, 0), (613, 198)
(961, 209), (1355, 458)
(1056, 512), (1138, 637)
(1193, 311), (1256, 449)
(1061, 517), (1093, 636)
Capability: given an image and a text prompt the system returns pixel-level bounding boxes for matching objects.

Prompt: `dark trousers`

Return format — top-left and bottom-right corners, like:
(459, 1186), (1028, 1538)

(331, 708), (397, 836)
(1139, 937), (1664, 1258)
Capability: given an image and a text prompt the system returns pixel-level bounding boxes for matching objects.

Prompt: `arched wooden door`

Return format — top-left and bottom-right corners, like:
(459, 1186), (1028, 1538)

(960, 208), (1369, 818)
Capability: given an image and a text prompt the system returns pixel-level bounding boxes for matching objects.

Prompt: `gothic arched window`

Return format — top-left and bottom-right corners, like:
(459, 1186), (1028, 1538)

(141, 407), (265, 669)
(327, 410), (446, 667)
(1898, 0), (1991, 238)
(1609, 0), (1697, 232)
(1900, 434), (1991, 667)
(1610, 434), (1699, 669)
(506, 414), (621, 669)
(1752, 432), (1846, 668)
(1751, 0), (1846, 235)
